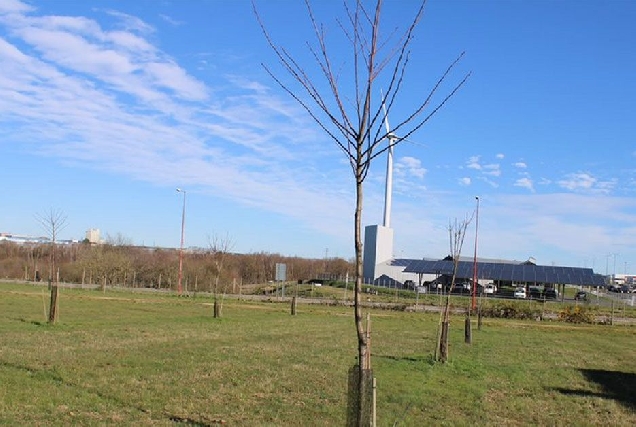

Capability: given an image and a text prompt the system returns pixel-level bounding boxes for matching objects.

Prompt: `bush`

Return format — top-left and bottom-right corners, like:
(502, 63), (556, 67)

(558, 306), (595, 324)
(480, 302), (542, 320)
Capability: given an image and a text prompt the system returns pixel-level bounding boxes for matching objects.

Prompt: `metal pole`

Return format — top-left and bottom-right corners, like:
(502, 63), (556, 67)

(472, 196), (479, 311)
(177, 188), (186, 296)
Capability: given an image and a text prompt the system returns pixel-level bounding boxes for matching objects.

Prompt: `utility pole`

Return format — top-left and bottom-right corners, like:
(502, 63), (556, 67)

(471, 196), (479, 312)
(176, 188), (187, 296)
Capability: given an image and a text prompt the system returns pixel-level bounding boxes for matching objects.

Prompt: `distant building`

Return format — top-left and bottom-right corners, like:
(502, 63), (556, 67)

(0, 232), (49, 244)
(613, 274), (635, 285)
(85, 228), (101, 244)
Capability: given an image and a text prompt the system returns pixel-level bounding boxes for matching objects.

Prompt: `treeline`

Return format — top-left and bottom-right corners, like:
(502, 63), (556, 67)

(0, 241), (354, 292)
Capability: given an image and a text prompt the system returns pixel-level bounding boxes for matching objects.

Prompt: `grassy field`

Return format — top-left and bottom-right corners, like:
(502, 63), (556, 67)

(1, 282), (635, 426)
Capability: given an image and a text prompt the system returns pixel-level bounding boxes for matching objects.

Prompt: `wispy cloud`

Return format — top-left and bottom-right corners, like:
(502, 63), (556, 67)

(514, 177), (535, 192)
(465, 155), (500, 179)
(159, 14), (184, 27)
(477, 193), (636, 263)
(482, 163), (500, 177)
(466, 155), (481, 170)
(0, 1), (355, 241)
(557, 172), (615, 194)
(102, 9), (154, 34)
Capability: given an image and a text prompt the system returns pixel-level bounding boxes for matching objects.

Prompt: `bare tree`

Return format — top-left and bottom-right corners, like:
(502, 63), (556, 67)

(207, 233), (235, 318)
(436, 215), (472, 363)
(35, 208), (68, 324)
(256, 0), (468, 422)
(104, 232), (133, 246)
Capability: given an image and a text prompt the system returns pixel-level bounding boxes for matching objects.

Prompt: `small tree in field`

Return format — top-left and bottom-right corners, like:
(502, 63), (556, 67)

(436, 215), (472, 363)
(207, 233), (234, 318)
(36, 208), (68, 324)
(256, 0), (468, 423)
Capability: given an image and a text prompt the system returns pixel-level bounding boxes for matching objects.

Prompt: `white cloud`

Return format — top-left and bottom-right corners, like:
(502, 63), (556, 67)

(107, 30), (155, 53)
(466, 155), (481, 170)
(3, 8), (208, 105)
(558, 173), (595, 190)
(557, 172), (615, 194)
(159, 14), (184, 26)
(477, 193), (636, 265)
(396, 156), (426, 179)
(0, 0), (33, 14)
(0, 5), (356, 242)
(496, 153), (504, 159)
(538, 177), (551, 186)
(514, 162), (527, 169)
(145, 61), (208, 100)
(465, 156), (500, 178)
(481, 177), (499, 188)
(103, 9), (154, 34)
(482, 163), (500, 177)
(514, 177), (535, 192)
(459, 177), (471, 186)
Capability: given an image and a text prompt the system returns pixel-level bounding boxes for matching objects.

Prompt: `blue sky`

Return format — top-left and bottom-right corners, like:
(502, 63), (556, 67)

(1, 0), (635, 274)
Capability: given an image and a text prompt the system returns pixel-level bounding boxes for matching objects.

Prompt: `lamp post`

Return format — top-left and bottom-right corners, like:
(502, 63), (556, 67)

(176, 188), (186, 296)
(472, 196), (480, 312)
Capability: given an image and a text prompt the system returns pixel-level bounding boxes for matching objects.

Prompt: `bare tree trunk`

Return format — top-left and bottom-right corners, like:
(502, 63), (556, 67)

(214, 296), (221, 318)
(48, 285), (59, 324)
(353, 171), (373, 426)
(439, 321), (449, 362)
(355, 180), (368, 372)
(464, 312), (472, 344)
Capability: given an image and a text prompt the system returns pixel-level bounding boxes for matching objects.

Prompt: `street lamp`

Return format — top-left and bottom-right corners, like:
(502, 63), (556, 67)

(176, 188), (186, 296)
(472, 196), (480, 311)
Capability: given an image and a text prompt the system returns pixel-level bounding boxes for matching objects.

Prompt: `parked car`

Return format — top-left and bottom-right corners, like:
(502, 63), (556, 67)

(574, 290), (589, 301)
(482, 284), (496, 295)
(514, 287), (526, 299)
(544, 288), (559, 299)
(450, 282), (471, 294)
(620, 285), (631, 293)
(427, 280), (443, 291)
(528, 287), (543, 299)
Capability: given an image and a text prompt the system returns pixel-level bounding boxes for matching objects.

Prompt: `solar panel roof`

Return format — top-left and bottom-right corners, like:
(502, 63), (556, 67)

(402, 259), (600, 286)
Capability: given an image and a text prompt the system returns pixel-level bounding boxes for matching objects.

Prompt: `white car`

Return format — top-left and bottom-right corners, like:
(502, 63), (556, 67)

(514, 287), (526, 299)
(483, 284), (496, 294)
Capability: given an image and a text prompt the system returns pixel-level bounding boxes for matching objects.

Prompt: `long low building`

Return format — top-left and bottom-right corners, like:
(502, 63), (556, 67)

(402, 258), (606, 287)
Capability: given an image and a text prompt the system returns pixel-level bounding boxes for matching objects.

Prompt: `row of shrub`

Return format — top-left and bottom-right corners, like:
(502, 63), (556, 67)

(480, 303), (542, 320)
(557, 306), (596, 323)
(478, 302), (598, 324)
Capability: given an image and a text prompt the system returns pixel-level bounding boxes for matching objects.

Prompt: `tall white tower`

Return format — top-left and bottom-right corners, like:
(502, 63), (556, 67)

(363, 101), (397, 283)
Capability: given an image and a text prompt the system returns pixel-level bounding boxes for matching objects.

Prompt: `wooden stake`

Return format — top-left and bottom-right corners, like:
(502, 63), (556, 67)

(365, 313), (372, 369)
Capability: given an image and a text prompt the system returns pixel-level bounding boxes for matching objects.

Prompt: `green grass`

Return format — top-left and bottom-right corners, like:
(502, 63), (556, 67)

(1, 282), (635, 426)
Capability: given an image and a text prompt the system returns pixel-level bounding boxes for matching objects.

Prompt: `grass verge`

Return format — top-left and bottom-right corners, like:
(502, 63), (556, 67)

(1, 283), (635, 425)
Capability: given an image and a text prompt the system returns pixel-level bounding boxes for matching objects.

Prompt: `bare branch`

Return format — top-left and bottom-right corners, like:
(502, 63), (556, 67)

(35, 208), (68, 243)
